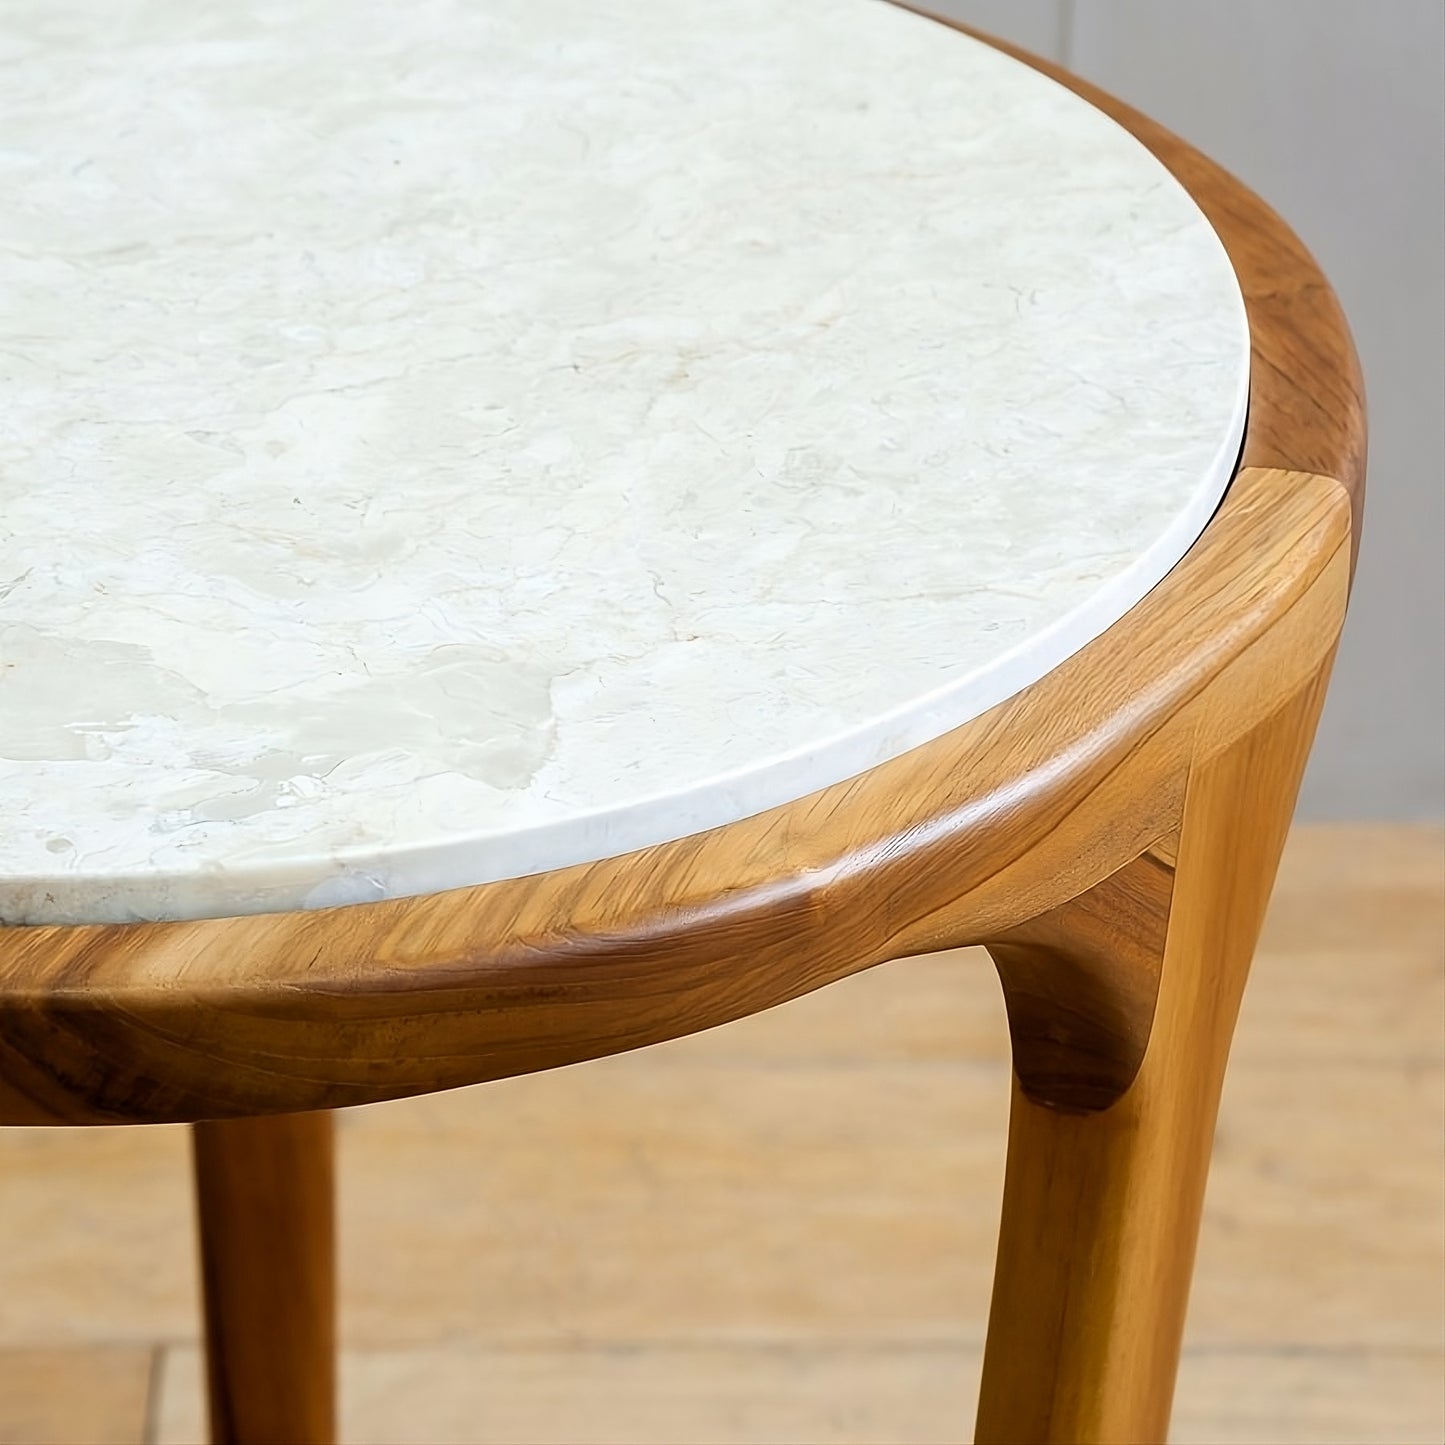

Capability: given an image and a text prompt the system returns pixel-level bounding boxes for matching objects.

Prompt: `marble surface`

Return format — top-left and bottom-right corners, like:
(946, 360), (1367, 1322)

(0, 0), (1249, 926)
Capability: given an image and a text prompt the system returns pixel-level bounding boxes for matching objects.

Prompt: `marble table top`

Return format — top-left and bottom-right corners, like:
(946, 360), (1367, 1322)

(0, 0), (1248, 926)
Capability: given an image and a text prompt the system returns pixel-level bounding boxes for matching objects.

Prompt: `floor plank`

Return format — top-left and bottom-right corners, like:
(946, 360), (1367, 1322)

(339, 1057), (1007, 1346)
(1172, 1348), (1445, 1445)
(0, 1125), (194, 1348)
(153, 1342), (980, 1445)
(0, 1346), (153, 1445)
(1192, 1058), (1445, 1349)
(152, 1342), (1445, 1445)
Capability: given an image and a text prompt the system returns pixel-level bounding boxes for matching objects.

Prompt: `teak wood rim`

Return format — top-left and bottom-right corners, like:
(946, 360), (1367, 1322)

(0, 17), (1365, 1126)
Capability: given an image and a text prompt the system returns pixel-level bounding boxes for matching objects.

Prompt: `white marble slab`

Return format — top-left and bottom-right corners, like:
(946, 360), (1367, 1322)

(0, 0), (1248, 926)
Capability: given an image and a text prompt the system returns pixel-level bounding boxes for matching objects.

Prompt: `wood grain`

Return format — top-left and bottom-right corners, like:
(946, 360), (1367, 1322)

(191, 1113), (335, 1445)
(0, 470), (1350, 1125)
(986, 837), (1176, 1112)
(975, 665), (1335, 1442)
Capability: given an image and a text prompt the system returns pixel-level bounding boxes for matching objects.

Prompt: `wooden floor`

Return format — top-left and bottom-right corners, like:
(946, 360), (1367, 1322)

(0, 824), (1440, 1445)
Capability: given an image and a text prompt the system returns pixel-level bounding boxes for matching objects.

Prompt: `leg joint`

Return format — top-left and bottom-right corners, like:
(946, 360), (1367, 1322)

(984, 837), (1176, 1112)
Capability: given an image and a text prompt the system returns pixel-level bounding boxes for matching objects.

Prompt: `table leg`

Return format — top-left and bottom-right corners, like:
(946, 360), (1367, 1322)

(191, 1110), (336, 1445)
(976, 667), (1330, 1443)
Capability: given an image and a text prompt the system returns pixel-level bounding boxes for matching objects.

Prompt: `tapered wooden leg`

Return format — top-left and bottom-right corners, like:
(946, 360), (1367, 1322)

(192, 1111), (336, 1445)
(976, 670), (1331, 1443)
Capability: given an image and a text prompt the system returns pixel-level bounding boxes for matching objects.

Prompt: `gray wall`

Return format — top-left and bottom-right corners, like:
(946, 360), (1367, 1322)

(924, 0), (1445, 820)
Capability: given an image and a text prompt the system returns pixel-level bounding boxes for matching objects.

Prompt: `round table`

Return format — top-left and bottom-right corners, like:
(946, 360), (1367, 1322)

(0, 2), (1365, 1441)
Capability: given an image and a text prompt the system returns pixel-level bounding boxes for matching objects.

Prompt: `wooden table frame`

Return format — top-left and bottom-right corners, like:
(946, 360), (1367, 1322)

(0, 15), (1365, 1444)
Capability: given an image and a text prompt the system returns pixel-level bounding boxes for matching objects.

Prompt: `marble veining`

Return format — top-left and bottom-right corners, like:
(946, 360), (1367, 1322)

(0, 0), (1248, 926)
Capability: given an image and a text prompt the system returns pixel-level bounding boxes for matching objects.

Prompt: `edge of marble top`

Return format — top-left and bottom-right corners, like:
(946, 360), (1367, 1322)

(8, 398), (1247, 930)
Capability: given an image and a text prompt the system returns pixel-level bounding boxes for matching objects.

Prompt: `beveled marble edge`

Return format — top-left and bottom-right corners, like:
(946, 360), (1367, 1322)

(14, 363), (1246, 927)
